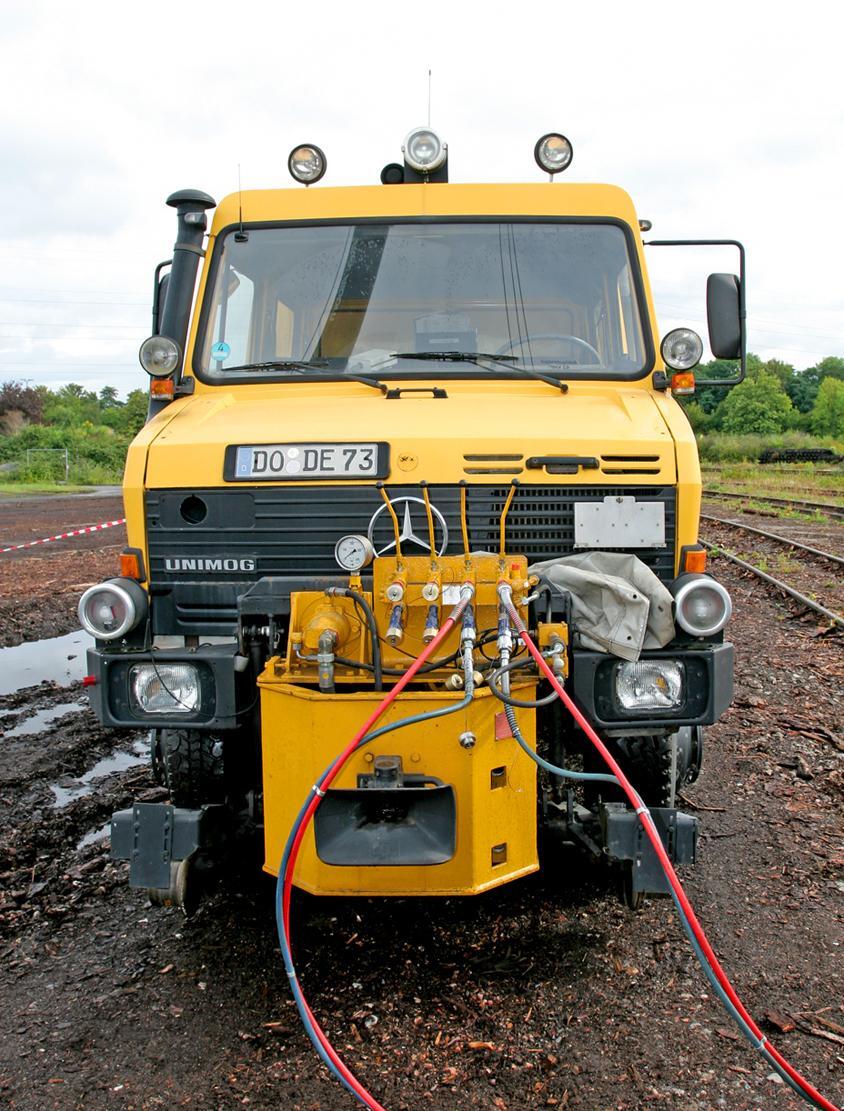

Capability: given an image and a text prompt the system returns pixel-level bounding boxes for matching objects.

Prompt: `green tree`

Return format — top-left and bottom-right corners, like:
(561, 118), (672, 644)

(99, 385), (120, 409)
(787, 367), (822, 413)
(815, 355), (844, 380)
(719, 371), (794, 434)
(678, 400), (713, 434)
(809, 377), (844, 436)
(761, 358), (796, 393)
(43, 383), (100, 426)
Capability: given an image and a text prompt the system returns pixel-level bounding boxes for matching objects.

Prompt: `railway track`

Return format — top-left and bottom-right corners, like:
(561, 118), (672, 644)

(700, 513), (844, 567)
(703, 488), (844, 520)
(700, 513), (844, 628)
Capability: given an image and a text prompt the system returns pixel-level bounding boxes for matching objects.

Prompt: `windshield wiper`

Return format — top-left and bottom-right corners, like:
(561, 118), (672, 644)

(224, 359), (331, 373)
(390, 351), (568, 393)
(221, 359), (387, 393)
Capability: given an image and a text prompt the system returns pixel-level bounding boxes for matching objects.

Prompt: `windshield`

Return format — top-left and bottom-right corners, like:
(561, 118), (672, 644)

(197, 221), (648, 380)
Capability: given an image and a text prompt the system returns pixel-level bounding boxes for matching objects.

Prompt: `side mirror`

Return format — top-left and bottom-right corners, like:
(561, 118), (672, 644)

(707, 273), (741, 359)
(152, 260), (172, 336)
(645, 239), (745, 387)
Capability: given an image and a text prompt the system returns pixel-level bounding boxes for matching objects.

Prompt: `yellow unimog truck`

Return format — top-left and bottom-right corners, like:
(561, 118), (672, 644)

(79, 130), (745, 910)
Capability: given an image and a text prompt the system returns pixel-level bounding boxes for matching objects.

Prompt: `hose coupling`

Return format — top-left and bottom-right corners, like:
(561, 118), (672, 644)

(461, 604), (476, 646)
(422, 603), (440, 644)
(459, 731), (476, 750)
(386, 604), (405, 645)
(316, 629), (337, 693)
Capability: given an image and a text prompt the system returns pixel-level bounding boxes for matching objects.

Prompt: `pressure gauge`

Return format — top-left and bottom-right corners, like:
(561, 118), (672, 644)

(334, 534), (375, 572)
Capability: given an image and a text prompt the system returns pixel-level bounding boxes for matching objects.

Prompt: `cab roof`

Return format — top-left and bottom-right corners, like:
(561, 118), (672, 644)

(209, 182), (641, 236)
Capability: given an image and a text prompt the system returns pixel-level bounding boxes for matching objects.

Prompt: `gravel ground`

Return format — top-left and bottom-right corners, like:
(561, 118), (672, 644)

(0, 495), (841, 1110)
(0, 494), (126, 648)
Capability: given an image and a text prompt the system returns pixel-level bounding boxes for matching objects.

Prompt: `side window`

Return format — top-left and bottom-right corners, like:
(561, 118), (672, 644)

(209, 268), (254, 368)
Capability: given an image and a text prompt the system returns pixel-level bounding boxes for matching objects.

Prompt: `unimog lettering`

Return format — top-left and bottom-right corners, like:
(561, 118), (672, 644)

(164, 557), (256, 572)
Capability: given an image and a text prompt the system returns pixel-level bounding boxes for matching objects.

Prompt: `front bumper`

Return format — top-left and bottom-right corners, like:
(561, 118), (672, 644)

(84, 640), (733, 734)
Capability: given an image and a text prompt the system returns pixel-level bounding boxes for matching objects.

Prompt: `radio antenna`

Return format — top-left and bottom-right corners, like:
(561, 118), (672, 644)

(427, 69), (432, 126)
(235, 163), (248, 242)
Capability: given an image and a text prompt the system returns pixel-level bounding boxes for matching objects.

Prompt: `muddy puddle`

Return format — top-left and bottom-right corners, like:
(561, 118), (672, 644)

(0, 629), (93, 696)
(76, 821), (111, 851)
(3, 700), (86, 738)
(51, 734), (149, 808)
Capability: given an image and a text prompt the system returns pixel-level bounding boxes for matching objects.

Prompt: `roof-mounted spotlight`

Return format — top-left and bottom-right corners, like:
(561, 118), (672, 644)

(287, 143), (327, 186)
(402, 127), (448, 181)
(534, 133), (573, 178)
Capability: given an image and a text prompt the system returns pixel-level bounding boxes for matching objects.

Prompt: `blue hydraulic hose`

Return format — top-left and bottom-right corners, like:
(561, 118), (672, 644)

(275, 681), (477, 1101)
(503, 702), (618, 784)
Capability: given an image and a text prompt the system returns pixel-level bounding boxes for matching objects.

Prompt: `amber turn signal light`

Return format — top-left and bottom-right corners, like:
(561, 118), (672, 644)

(671, 372), (696, 395)
(150, 378), (175, 397)
(683, 549), (708, 573)
(119, 552), (142, 579)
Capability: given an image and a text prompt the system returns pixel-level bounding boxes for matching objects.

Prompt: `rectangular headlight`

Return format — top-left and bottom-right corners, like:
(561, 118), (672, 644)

(615, 660), (684, 711)
(130, 663), (201, 714)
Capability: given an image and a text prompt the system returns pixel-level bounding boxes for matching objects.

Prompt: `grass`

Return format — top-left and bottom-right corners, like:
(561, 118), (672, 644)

(0, 481), (95, 496)
(702, 461), (844, 503)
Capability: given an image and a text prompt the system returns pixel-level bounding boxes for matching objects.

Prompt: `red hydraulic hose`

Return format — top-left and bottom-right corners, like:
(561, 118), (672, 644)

(279, 588), (474, 1111)
(500, 589), (838, 1111)
(281, 591), (471, 935)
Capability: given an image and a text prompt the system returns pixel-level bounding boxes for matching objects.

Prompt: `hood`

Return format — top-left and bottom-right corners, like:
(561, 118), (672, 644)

(143, 381), (677, 488)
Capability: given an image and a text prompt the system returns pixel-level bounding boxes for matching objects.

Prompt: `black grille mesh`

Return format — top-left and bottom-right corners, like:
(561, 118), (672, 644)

(146, 484), (676, 633)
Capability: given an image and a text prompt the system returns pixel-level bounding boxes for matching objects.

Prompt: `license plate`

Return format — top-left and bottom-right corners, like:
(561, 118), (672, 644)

(574, 496), (665, 548)
(227, 442), (386, 481)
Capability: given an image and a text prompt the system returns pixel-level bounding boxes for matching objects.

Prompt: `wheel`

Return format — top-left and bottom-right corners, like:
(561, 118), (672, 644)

(614, 729), (701, 808)
(146, 858), (200, 917)
(160, 730), (225, 807)
(495, 333), (602, 364)
(150, 729), (166, 786)
(621, 863), (645, 912)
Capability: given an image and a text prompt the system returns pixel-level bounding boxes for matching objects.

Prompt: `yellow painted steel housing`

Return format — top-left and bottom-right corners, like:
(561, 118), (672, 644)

(258, 676), (540, 896)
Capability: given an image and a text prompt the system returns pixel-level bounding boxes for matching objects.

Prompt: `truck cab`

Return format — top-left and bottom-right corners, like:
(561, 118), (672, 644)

(79, 130), (743, 909)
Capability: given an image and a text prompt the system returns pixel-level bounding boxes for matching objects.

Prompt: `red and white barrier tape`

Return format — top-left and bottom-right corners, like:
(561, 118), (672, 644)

(0, 518), (126, 554)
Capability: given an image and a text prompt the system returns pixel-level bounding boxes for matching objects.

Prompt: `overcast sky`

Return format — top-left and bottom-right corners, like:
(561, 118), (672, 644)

(1, 0), (841, 397)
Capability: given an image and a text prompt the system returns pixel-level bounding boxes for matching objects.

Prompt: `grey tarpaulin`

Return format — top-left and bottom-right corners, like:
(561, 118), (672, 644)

(528, 552), (675, 662)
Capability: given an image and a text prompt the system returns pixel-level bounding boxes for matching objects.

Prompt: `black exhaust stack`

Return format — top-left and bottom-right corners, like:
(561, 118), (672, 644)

(148, 188), (216, 418)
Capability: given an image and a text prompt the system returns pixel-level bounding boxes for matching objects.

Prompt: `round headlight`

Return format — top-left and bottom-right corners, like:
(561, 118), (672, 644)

(661, 328), (703, 371)
(402, 127), (447, 173)
(673, 575), (732, 637)
(534, 133), (574, 175)
(139, 335), (181, 377)
(78, 578), (147, 640)
(287, 144), (327, 185)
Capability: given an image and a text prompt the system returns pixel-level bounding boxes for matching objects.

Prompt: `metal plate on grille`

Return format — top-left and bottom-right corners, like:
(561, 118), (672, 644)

(574, 496), (665, 549)
(224, 442), (389, 481)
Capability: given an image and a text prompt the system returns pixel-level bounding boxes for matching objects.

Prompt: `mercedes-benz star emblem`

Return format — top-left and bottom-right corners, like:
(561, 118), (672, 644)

(367, 497), (449, 556)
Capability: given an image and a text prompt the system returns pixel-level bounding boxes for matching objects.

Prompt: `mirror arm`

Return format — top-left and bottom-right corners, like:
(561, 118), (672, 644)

(644, 238), (746, 387)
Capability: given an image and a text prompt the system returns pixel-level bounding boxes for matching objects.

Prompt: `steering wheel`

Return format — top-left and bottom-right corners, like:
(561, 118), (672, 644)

(495, 333), (602, 364)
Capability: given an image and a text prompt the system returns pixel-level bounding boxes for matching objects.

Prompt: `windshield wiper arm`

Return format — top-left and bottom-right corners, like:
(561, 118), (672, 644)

(390, 351), (568, 393)
(217, 359), (387, 393)
(224, 359), (330, 373)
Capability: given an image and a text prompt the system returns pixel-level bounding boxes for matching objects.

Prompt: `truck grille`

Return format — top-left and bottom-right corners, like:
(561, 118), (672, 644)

(146, 484), (676, 635)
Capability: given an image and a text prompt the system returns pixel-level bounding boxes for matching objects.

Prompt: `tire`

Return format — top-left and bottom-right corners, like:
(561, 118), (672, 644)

(615, 728), (701, 808)
(160, 730), (225, 807)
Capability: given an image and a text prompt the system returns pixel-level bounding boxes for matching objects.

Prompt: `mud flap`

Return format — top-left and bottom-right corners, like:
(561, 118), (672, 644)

(110, 802), (230, 890)
(599, 803), (698, 898)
